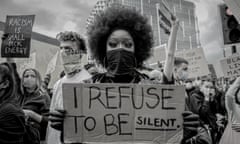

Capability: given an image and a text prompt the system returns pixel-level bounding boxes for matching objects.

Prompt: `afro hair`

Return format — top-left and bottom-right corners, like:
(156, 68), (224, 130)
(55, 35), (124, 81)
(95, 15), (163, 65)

(87, 5), (154, 68)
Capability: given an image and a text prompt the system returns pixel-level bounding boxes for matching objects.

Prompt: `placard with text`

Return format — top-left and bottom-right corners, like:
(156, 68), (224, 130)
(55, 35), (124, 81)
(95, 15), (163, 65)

(220, 54), (240, 78)
(63, 83), (185, 144)
(1, 15), (35, 57)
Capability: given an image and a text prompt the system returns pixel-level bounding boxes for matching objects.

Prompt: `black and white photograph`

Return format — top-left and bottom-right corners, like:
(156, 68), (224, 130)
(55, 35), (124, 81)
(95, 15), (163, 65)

(0, 0), (240, 144)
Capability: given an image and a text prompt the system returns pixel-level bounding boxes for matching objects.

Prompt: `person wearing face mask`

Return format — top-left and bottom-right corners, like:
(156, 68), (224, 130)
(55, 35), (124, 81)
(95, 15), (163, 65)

(20, 68), (50, 144)
(184, 79), (195, 97)
(188, 79), (225, 143)
(47, 31), (92, 144)
(173, 57), (189, 85)
(49, 5), (203, 144)
(173, 58), (213, 144)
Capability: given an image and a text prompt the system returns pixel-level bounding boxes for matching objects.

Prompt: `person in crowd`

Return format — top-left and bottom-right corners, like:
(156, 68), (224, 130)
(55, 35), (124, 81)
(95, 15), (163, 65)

(1, 34), (24, 107)
(184, 79), (196, 97)
(0, 62), (26, 144)
(188, 78), (226, 143)
(219, 77), (240, 144)
(172, 58), (212, 144)
(20, 68), (50, 144)
(173, 57), (189, 85)
(47, 31), (92, 144)
(49, 5), (201, 144)
(193, 77), (202, 89)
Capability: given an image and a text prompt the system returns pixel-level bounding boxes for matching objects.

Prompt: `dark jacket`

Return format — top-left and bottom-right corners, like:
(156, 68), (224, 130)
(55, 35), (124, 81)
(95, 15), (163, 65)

(0, 102), (26, 144)
(21, 91), (50, 140)
(188, 89), (218, 132)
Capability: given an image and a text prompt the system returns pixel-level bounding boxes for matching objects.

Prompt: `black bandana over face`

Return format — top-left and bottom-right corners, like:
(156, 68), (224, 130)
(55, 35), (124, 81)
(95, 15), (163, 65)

(106, 49), (136, 76)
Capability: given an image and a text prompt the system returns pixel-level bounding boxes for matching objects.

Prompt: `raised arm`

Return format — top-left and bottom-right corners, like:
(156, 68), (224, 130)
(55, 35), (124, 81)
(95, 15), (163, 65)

(163, 19), (180, 82)
(225, 77), (240, 116)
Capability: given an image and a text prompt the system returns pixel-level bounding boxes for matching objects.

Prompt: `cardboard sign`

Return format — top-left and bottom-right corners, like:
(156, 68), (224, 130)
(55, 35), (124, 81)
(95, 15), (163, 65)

(63, 83), (185, 143)
(176, 48), (210, 78)
(220, 54), (240, 78)
(1, 15), (35, 58)
(148, 48), (210, 78)
(46, 51), (59, 74)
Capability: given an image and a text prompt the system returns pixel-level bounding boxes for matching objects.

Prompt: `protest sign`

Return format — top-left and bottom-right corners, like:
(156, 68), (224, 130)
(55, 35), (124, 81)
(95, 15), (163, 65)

(1, 15), (35, 57)
(63, 83), (185, 143)
(220, 54), (240, 78)
(46, 51), (59, 74)
(176, 48), (210, 78)
(148, 47), (210, 78)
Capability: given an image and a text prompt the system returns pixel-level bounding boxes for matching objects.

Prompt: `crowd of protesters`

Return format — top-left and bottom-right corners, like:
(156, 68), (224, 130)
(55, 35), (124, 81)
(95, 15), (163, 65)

(0, 5), (240, 144)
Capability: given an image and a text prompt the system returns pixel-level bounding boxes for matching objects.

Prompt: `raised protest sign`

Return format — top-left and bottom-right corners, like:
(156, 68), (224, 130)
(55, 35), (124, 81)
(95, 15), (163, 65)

(220, 54), (240, 78)
(46, 51), (59, 74)
(176, 48), (210, 78)
(63, 83), (185, 143)
(1, 15), (35, 57)
(148, 48), (210, 78)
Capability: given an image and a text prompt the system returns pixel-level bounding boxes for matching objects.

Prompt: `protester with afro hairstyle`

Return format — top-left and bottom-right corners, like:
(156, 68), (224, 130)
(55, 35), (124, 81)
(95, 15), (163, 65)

(49, 5), (201, 144)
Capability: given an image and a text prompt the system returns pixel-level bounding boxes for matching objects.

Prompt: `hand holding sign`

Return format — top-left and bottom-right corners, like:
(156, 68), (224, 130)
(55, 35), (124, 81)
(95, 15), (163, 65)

(1, 33), (8, 41)
(182, 111), (200, 141)
(49, 108), (66, 131)
(63, 83), (185, 143)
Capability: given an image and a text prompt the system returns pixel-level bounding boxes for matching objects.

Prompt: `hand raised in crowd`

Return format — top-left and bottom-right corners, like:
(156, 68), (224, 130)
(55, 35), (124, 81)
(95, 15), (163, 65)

(182, 111), (200, 141)
(49, 108), (66, 131)
(1, 33), (8, 41)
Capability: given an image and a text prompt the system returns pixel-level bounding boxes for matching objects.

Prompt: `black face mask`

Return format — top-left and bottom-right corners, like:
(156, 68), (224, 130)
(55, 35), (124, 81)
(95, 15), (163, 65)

(106, 49), (136, 76)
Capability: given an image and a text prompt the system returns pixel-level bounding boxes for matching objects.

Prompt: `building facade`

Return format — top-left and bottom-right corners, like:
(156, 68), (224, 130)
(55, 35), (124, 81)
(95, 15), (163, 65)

(86, 0), (201, 51)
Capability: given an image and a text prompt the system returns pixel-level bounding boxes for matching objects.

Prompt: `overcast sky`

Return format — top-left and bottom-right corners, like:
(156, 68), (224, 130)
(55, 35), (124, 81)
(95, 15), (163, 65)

(0, 0), (227, 76)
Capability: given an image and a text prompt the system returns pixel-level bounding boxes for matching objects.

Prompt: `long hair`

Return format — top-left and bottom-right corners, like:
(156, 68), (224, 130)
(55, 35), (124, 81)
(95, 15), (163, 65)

(21, 68), (42, 94)
(0, 63), (16, 104)
(88, 5), (154, 68)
